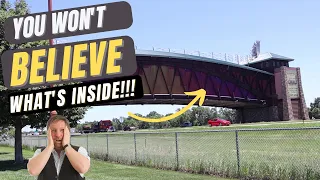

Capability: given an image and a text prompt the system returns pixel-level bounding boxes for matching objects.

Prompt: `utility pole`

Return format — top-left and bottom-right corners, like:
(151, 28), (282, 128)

(48, 0), (54, 46)
(48, 0), (55, 115)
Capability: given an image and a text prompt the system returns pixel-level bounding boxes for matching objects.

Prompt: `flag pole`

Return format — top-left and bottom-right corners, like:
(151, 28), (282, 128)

(48, 0), (55, 114)
(48, 0), (54, 46)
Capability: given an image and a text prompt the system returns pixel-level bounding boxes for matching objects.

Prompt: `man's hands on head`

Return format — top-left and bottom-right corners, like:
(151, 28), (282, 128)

(27, 127), (56, 176)
(63, 125), (90, 174)
(63, 125), (70, 147)
(47, 127), (54, 150)
(50, 110), (57, 117)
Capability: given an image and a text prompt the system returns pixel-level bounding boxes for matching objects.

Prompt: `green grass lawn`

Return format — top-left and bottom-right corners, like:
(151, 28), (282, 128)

(0, 146), (233, 180)
(131, 119), (320, 132)
(20, 120), (320, 180)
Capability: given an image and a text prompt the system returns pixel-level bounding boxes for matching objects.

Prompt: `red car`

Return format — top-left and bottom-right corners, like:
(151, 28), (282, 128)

(208, 118), (231, 126)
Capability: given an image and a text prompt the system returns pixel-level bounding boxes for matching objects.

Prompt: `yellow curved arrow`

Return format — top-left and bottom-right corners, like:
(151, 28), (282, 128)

(127, 89), (206, 122)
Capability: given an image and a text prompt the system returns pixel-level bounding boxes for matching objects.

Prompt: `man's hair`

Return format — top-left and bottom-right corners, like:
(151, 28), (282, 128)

(47, 115), (71, 130)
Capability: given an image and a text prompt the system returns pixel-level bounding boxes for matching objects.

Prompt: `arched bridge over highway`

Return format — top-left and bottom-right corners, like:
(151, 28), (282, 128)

(104, 49), (309, 122)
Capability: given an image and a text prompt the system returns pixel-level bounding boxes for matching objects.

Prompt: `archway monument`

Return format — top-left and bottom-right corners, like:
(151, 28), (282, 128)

(102, 49), (309, 123)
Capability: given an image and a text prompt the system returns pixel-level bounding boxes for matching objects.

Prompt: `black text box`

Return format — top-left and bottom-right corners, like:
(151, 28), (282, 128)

(4, 1), (133, 44)
(9, 75), (144, 115)
(1, 36), (137, 90)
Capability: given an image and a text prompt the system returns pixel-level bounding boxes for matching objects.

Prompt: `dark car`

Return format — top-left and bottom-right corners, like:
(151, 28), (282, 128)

(181, 122), (193, 127)
(123, 126), (131, 131)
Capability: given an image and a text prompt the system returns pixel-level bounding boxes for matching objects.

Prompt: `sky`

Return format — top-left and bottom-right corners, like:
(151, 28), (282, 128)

(14, 0), (320, 131)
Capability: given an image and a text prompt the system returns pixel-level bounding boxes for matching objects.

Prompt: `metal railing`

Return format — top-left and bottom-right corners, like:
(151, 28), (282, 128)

(53, 39), (255, 65)
(3, 127), (319, 179)
(134, 46), (255, 65)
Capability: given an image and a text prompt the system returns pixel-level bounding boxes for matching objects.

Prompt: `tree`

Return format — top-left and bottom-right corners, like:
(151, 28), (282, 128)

(169, 108), (192, 127)
(0, 0), (91, 163)
(218, 108), (237, 123)
(190, 106), (214, 126)
(112, 117), (123, 131)
(309, 97), (320, 119)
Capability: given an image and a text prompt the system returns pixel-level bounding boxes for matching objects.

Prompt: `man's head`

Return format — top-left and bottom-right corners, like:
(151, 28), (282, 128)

(47, 115), (70, 149)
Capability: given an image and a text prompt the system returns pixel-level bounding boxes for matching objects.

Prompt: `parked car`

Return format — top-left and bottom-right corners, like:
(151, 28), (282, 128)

(123, 126), (136, 131)
(109, 126), (116, 132)
(181, 122), (192, 127)
(208, 118), (231, 126)
(81, 124), (93, 134)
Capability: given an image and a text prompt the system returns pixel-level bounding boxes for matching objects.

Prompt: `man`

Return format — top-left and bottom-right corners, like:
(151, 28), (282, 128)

(27, 114), (90, 180)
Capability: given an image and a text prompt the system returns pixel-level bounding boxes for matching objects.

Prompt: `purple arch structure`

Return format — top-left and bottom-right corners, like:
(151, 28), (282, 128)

(105, 50), (275, 109)
(100, 49), (310, 123)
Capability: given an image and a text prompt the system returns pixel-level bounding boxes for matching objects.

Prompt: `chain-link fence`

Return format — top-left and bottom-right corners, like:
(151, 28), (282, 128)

(2, 127), (320, 179)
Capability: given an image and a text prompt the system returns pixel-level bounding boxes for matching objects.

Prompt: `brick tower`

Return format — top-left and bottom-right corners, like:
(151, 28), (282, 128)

(246, 52), (309, 120)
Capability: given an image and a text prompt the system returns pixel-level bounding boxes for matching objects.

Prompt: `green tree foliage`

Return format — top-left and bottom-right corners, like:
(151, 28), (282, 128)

(105, 106), (237, 131)
(309, 97), (320, 119)
(218, 108), (237, 123)
(0, 0), (91, 163)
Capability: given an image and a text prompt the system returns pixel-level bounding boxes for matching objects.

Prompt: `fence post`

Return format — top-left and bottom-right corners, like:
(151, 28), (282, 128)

(235, 130), (240, 178)
(134, 133), (137, 163)
(87, 134), (89, 154)
(106, 134), (109, 160)
(175, 132), (179, 170)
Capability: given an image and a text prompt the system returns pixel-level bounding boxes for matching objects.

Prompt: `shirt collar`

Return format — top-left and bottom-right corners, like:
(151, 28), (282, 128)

(52, 148), (66, 155)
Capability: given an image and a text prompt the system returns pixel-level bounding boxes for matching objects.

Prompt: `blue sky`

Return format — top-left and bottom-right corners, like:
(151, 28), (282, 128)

(14, 0), (319, 130)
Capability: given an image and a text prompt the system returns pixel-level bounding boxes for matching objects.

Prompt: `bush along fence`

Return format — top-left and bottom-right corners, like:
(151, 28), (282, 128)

(3, 127), (320, 180)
